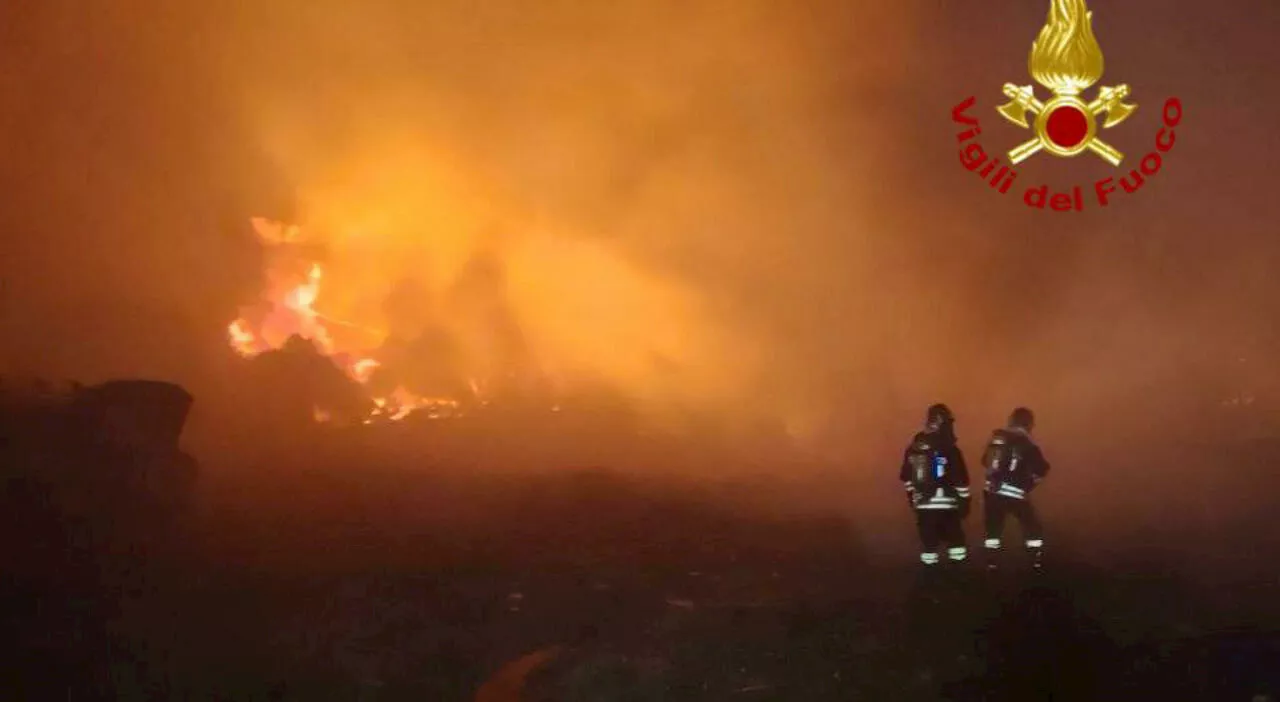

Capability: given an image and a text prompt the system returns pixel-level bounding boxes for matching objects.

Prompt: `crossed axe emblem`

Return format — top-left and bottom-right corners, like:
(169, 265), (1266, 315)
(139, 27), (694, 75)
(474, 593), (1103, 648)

(997, 84), (1137, 166)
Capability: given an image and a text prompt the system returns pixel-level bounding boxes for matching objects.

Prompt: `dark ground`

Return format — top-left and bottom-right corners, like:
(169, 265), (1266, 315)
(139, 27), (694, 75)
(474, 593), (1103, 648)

(4, 440), (1280, 701)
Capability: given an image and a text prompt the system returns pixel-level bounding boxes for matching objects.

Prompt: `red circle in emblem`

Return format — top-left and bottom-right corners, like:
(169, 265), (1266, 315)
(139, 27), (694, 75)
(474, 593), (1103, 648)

(1045, 105), (1090, 148)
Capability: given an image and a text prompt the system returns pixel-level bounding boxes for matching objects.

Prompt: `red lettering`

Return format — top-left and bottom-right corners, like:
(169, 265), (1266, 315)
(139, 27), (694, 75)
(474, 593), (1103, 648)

(1163, 98), (1183, 127)
(1000, 171), (1017, 194)
(1120, 171), (1146, 194)
(989, 165), (1009, 189)
(1141, 153), (1162, 176)
(1025, 185), (1048, 209)
(960, 143), (988, 171)
(952, 96), (980, 126)
(949, 96), (1183, 208)
(1095, 178), (1117, 206)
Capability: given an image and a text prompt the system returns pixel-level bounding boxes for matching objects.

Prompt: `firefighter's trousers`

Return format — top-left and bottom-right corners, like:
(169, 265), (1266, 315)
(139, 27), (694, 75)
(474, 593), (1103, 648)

(915, 508), (967, 565)
(983, 492), (1044, 563)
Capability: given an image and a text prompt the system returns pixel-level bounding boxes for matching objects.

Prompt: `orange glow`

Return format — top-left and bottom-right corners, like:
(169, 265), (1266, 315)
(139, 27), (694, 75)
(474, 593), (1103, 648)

(227, 319), (259, 358)
(227, 217), (455, 423)
(352, 358), (381, 385)
(226, 192), (755, 428)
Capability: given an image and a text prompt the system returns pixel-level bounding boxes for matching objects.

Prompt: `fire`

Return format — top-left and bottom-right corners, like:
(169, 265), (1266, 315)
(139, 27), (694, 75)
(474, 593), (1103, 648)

(226, 217), (474, 424)
(225, 201), (749, 431)
(227, 222), (344, 358)
(365, 389), (461, 423)
(1030, 0), (1105, 96)
(227, 319), (259, 358)
(352, 358), (381, 384)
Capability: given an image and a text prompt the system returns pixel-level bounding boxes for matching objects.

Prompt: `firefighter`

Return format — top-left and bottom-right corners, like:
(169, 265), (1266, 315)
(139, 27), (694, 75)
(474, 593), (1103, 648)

(900, 403), (972, 566)
(981, 407), (1051, 569)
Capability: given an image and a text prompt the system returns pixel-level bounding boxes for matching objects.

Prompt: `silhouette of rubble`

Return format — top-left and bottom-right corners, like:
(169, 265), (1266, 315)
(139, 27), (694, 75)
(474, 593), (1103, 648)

(1, 378), (199, 536)
(246, 334), (373, 425)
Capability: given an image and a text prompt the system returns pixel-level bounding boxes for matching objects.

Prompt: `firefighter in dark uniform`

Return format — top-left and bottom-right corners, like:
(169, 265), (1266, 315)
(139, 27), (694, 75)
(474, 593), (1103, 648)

(900, 403), (972, 566)
(981, 407), (1051, 569)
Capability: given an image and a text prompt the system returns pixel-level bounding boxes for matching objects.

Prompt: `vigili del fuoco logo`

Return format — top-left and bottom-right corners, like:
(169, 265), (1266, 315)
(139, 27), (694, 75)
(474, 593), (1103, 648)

(951, 0), (1183, 211)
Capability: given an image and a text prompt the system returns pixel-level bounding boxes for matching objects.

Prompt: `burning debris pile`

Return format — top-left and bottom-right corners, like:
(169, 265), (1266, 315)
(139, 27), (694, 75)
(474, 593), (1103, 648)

(217, 212), (810, 472)
(226, 218), (552, 427)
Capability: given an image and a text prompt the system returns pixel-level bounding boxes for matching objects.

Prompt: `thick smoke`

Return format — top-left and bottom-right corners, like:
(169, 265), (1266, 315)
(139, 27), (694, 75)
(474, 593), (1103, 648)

(194, 0), (944, 437)
(1, 0), (1278, 495)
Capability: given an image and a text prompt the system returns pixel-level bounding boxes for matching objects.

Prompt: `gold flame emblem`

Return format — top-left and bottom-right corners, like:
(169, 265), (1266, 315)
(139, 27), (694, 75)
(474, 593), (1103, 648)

(997, 0), (1137, 166)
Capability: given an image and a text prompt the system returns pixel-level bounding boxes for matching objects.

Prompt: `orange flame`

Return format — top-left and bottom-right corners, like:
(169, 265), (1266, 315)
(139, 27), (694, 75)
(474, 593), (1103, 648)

(227, 319), (260, 358)
(352, 358), (381, 384)
(364, 387), (462, 423)
(226, 218), (475, 424)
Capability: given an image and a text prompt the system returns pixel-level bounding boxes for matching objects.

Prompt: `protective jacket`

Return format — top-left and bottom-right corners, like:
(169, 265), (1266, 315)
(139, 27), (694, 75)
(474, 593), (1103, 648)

(981, 427), (1050, 500)
(900, 429), (971, 510)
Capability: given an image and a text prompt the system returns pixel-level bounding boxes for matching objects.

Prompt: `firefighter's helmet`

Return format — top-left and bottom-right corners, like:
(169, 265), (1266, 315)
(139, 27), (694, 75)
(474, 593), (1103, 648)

(925, 403), (955, 431)
(1008, 407), (1035, 431)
